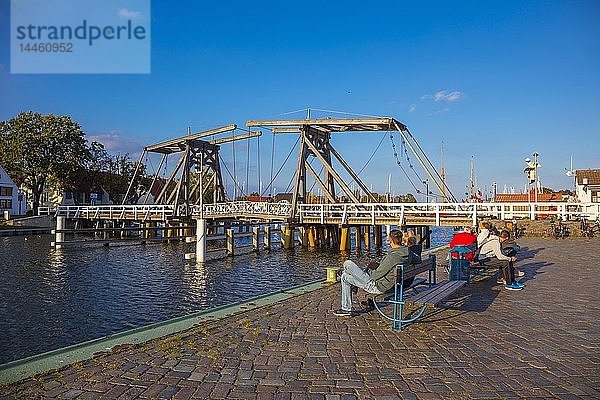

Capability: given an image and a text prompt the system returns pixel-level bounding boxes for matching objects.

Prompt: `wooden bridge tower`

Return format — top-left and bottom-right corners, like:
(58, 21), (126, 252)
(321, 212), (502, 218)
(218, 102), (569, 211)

(246, 117), (456, 219)
(124, 124), (261, 216)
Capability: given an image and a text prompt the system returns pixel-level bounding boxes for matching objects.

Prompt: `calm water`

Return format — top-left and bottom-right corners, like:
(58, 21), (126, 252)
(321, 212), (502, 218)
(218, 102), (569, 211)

(0, 227), (453, 364)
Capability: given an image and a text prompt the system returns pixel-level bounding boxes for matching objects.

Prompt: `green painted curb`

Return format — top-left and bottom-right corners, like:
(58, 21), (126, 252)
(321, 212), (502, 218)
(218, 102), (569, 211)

(0, 279), (327, 386)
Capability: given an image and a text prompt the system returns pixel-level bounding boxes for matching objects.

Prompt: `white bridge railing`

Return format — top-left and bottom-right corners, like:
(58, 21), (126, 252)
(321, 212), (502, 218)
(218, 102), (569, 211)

(298, 202), (600, 225)
(54, 201), (600, 223)
(55, 204), (176, 220)
(197, 201), (292, 219)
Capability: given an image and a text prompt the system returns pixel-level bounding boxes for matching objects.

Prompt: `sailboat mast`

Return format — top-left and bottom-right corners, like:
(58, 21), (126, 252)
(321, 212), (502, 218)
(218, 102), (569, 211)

(470, 156), (475, 200)
(441, 141), (446, 202)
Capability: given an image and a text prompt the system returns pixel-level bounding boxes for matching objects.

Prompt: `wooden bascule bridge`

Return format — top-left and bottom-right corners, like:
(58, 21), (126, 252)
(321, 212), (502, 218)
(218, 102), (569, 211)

(52, 115), (598, 261)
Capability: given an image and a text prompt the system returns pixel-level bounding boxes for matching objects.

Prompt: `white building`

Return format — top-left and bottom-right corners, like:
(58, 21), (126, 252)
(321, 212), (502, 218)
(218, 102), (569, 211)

(574, 169), (600, 220)
(575, 169), (600, 203)
(0, 165), (27, 217)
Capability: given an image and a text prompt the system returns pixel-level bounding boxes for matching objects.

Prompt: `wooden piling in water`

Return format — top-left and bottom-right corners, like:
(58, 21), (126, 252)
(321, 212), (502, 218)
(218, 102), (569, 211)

(264, 225), (271, 249)
(364, 226), (371, 250)
(339, 227), (350, 251)
(317, 227), (326, 248)
(374, 226), (382, 246)
(227, 228), (234, 256)
(253, 226), (259, 251)
(55, 216), (65, 249)
(282, 224), (294, 249)
(196, 219), (206, 262)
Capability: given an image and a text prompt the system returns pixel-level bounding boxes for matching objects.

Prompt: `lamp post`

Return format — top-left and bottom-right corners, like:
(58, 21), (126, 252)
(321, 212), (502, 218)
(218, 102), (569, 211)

(524, 157), (535, 203)
(423, 179), (429, 203)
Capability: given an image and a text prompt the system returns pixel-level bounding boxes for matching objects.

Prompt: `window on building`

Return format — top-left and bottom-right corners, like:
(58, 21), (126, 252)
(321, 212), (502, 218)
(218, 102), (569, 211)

(0, 199), (12, 209)
(592, 190), (599, 203)
(0, 186), (13, 196)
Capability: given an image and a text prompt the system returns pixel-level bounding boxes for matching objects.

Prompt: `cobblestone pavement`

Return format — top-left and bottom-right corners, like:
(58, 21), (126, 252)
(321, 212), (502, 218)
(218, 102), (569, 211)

(1, 238), (599, 399)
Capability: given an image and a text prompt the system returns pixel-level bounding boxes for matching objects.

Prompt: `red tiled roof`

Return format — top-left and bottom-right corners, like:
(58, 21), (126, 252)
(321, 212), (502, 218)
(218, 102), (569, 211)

(494, 192), (562, 202)
(575, 169), (600, 185)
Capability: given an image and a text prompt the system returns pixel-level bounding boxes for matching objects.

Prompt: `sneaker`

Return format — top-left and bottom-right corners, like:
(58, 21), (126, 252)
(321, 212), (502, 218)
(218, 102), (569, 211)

(496, 278), (506, 285)
(516, 270), (525, 277)
(505, 282), (523, 291)
(514, 281), (525, 288)
(332, 308), (353, 317)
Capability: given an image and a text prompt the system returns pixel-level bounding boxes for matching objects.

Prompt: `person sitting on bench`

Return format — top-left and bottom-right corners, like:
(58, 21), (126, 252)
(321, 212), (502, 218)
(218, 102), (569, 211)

(449, 226), (478, 260)
(478, 228), (524, 291)
(333, 229), (410, 317)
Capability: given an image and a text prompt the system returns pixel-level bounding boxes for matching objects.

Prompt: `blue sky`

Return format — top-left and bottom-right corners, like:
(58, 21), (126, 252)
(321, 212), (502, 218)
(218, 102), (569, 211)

(1, 0), (599, 200)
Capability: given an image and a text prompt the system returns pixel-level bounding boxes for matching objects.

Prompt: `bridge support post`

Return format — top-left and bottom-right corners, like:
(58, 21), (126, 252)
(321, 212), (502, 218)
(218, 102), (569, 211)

(308, 226), (317, 247)
(264, 225), (271, 249)
(184, 223), (193, 238)
(103, 221), (110, 241)
(340, 227), (351, 251)
(373, 226), (382, 246)
(227, 228), (234, 256)
(196, 219), (206, 263)
(364, 226), (371, 250)
(253, 226), (259, 251)
(282, 224), (294, 249)
(55, 216), (65, 249)
(317, 227), (326, 247)
(297, 227), (308, 246)
(166, 222), (172, 240)
(329, 226), (339, 247)
(356, 226), (363, 251)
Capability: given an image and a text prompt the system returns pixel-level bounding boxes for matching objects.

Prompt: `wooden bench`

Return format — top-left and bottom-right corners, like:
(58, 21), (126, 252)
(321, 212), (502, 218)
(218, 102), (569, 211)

(372, 254), (466, 331)
(401, 254), (437, 289)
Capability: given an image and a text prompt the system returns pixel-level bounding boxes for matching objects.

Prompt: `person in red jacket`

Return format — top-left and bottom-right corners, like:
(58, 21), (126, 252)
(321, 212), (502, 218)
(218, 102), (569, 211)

(449, 226), (477, 260)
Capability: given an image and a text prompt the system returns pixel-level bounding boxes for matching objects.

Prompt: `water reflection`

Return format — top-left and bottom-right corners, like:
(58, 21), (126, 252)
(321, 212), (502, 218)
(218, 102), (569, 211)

(0, 227), (453, 364)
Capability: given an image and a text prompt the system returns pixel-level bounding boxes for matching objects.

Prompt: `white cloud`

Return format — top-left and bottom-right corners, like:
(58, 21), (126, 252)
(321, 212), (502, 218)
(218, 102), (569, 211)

(118, 8), (142, 19)
(420, 90), (465, 103)
(88, 132), (143, 154)
(433, 90), (464, 102)
(408, 104), (417, 113)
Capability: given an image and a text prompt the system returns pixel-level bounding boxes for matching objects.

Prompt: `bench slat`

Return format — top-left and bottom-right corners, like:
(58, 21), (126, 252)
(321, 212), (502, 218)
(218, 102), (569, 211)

(406, 280), (466, 306)
(397, 258), (435, 281)
(425, 281), (466, 305)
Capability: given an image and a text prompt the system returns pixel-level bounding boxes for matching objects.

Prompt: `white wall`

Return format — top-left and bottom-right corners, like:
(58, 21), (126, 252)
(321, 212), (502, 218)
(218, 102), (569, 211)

(0, 165), (27, 216)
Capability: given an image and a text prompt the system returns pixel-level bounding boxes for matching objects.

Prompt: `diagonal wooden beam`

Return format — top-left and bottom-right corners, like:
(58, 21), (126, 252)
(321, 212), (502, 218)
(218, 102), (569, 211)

(302, 132), (360, 203)
(155, 153), (185, 204)
(327, 142), (378, 203)
(145, 124), (236, 153)
(305, 162), (337, 203)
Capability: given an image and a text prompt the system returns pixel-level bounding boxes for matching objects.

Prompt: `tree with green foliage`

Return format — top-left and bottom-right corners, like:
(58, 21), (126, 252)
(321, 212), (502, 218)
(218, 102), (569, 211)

(0, 111), (91, 213)
(85, 142), (149, 204)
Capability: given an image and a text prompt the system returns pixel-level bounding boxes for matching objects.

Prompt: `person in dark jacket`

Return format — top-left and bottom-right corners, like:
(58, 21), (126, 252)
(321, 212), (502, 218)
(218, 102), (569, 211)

(333, 229), (411, 317)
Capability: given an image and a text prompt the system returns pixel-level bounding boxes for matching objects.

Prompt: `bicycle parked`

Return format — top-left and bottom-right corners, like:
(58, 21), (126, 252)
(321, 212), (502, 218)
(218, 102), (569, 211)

(550, 220), (569, 239)
(580, 217), (600, 238)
